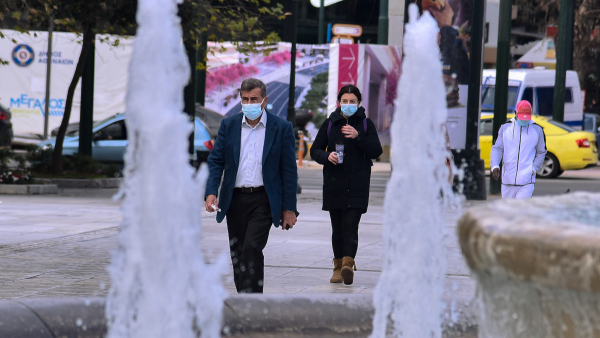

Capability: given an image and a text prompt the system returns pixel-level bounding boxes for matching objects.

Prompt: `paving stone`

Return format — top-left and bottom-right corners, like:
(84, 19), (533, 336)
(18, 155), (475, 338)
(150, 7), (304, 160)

(0, 186), (479, 308)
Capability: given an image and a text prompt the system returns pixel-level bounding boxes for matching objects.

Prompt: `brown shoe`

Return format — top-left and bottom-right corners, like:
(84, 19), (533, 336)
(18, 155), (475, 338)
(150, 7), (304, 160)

(341, 256), (357, 285)
(330, 258), (343, 283)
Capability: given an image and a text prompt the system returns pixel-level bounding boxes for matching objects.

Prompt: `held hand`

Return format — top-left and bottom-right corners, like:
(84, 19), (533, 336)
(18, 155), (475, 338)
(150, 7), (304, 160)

(328, 152), (339, 165)
(492, 168), (500, 181)
(205, 195), (218, 212)
(281, 210), (297, 231)
(341, 125), (358, 139)
(430, 0), (453, 27)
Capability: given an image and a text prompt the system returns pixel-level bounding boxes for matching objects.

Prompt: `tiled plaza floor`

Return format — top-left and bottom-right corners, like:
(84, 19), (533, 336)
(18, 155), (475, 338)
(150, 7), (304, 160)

(0, 184), (477, 306)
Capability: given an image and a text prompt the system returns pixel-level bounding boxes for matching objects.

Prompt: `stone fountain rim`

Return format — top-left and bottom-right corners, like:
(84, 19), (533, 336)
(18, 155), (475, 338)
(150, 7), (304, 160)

(0, 295), (477, 337)
(458, 192), (600, 293)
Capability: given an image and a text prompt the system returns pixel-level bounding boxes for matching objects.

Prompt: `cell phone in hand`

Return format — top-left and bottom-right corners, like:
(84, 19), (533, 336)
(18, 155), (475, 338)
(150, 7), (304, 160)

(280, 211), (300, 230)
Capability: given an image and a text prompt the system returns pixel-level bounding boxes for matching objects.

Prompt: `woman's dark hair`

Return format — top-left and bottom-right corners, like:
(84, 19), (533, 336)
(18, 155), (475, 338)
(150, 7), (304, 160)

(337, 85), (362, 103)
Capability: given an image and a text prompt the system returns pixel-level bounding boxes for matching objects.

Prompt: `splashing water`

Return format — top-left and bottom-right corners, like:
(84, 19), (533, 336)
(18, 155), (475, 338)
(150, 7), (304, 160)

(476, 273), (600, 338)
(370, 5), (457, 337)
(105, 0), (227, 337)
(474, 192), (600, 338)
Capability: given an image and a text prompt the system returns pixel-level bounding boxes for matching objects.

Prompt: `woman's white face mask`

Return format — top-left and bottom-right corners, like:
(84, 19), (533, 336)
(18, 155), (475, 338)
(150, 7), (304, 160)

(341, 104), (358, 116)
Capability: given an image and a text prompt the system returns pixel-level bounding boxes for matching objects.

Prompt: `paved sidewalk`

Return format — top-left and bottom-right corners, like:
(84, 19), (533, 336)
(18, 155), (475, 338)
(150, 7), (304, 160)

(299, 160), (391, 172)
(0, 187), (478, 305)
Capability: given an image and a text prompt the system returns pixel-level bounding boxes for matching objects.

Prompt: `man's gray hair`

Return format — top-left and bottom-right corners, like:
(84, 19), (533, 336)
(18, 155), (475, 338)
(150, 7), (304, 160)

(240, 78), (267, 98)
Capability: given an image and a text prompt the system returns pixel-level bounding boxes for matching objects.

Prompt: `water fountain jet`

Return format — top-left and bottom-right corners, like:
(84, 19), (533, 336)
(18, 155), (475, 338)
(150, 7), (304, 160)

(371, 4), (460, 337)
(105, 0), (227, 337)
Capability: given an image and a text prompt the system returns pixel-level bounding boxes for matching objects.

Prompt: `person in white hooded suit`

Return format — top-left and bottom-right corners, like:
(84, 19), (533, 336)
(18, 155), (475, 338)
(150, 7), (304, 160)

(491, 100), (547, 199)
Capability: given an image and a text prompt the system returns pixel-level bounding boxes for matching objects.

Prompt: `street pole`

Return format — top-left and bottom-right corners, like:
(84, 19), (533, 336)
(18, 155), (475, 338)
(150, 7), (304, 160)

(552, 0), (574, 123)
(289, 0), (301, 194)
(567, 3), (574, 70)
(377, 0), (388, 44)
(287, 0), (298, 127)
(318, 0), (325, 44)
(196, 22), (207, 106)
(79, 35), (95, 157)
(490, 0), (513, 195)
(184, 42), (197, 156)
(43, 15), (53, 140)
(460, 0), (486, 200)
(596, 53), (600, 99)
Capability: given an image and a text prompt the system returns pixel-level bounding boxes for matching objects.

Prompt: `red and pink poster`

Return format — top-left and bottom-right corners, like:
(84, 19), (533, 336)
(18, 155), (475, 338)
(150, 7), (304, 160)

(328, 44), (402, 151)
(337, 44), (359, 89)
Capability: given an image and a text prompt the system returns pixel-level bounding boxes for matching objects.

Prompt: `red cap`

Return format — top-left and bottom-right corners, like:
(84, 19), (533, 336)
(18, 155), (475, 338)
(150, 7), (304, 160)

(516, 100), (532, 120)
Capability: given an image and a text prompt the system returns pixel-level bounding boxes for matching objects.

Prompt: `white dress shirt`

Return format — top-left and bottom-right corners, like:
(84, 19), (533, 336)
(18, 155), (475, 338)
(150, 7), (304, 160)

(235, 112), (267, 188)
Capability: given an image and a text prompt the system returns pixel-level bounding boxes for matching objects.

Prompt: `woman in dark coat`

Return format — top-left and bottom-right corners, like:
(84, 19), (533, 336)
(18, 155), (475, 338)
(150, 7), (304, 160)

(310, 85), (383, 285)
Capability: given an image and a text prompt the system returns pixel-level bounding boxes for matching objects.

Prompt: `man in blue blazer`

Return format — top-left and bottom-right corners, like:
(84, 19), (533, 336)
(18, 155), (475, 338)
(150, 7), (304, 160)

(205, 78), (298, 293)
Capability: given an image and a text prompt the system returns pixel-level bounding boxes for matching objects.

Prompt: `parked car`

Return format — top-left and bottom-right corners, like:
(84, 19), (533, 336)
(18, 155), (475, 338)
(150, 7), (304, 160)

(480, 114), (598, 178)
(52, 106), (223, 139)
(38, 113), (213, 164)
(0, 103), (14, 147)
(583, 112), (600, 150)
(481, 69), (584, 129)
(51, 122), (80, 137)
(195, 104), (225, 139)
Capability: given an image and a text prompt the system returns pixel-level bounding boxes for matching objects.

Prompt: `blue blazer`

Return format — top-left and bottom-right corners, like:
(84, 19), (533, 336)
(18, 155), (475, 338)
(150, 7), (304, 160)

(205, 111), (298, 227)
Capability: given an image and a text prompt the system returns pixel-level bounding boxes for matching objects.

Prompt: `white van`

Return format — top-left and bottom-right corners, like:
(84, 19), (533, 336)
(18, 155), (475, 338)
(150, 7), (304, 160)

(481, 69), (584, 129)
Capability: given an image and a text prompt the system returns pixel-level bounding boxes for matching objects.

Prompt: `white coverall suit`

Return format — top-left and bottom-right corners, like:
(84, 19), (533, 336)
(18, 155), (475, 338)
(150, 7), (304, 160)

(490, 118), (547, 199)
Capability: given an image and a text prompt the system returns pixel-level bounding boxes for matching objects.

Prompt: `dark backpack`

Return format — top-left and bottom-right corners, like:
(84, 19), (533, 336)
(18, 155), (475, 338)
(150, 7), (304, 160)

(327, 118), (367, 139)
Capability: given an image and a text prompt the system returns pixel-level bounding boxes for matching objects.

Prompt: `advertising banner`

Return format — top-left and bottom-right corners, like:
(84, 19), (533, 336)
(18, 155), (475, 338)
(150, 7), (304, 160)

(328, 44), (402, 149)
(407, 0), (473, 149)
(2, 29), (404, 150)
(202, 42), (332, 145)
(0, 29), (132, 138)
(202, 43), (329, 120)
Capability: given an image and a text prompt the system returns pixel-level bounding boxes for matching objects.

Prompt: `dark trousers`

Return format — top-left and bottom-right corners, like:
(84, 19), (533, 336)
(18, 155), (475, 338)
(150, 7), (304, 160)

(329, 208), (362, 259)
(226, 190), (272, 293)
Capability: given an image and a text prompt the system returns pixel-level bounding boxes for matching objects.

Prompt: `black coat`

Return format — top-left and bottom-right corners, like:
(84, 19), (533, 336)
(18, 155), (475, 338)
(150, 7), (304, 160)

(310, 107), (383, 212)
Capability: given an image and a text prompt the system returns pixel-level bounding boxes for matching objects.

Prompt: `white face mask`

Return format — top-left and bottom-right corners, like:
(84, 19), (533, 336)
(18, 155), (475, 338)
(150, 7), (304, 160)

(242, 98), (265, 120)
(341, 104), (358, 116)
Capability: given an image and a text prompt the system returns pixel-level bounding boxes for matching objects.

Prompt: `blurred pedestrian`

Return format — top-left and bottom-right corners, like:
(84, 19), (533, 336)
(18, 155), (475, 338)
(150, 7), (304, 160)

(491, 100), (547, 199)
(310, 85), (383, 285)
(205, 78), (298, 293)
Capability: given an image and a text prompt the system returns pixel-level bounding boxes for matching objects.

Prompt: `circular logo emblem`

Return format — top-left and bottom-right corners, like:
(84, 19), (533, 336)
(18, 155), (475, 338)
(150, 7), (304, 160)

(12, 44), (34, 67)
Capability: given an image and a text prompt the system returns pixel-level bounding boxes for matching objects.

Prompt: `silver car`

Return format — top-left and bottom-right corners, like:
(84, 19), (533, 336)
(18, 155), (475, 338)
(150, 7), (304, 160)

(39, 113), (213, 164)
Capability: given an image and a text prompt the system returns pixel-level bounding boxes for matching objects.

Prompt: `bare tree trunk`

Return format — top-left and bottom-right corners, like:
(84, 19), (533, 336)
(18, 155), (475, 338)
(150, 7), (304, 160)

(51, 27), (94, 174)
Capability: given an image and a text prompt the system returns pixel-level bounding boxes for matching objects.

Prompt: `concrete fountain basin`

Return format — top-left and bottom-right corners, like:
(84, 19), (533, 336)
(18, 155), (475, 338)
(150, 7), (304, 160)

(458, 192), (600, 338)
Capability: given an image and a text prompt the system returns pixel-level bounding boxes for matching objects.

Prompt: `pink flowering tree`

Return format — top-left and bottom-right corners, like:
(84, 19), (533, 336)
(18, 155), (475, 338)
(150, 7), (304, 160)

(205, 63), (261, 93)
(263, 51), (296, 66)
(247, 65), (259, 75)
(206, 73), (217, 92)
(215, 73), (228, 91)
(385, 67), (401, 107)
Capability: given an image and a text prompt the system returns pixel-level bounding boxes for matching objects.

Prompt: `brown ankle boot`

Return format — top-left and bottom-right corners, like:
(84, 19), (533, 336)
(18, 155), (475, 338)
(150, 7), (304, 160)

(330, 258), (343, 283)
(341, 256), (357, 285)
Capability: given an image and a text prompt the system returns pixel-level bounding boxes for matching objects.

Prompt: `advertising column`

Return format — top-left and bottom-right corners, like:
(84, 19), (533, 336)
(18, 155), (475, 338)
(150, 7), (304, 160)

(410, 0), (473, 150)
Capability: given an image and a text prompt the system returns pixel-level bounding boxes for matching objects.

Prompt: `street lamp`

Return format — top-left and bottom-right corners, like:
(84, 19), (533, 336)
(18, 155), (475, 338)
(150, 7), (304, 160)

(460, 0), (487, 200)
(490, 0), (513, 195)
(288, 0), (301, 194)
(377, 0), (388, 44)
(318, 0), (325, 44)
(43, 14), (54, 140)
(287, 0), (298, 127)
(552, 0), (575, 123)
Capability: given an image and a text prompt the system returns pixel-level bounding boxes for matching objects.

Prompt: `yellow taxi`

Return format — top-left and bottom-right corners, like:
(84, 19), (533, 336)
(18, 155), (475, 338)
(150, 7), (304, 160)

(480, 114), (598, 178)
